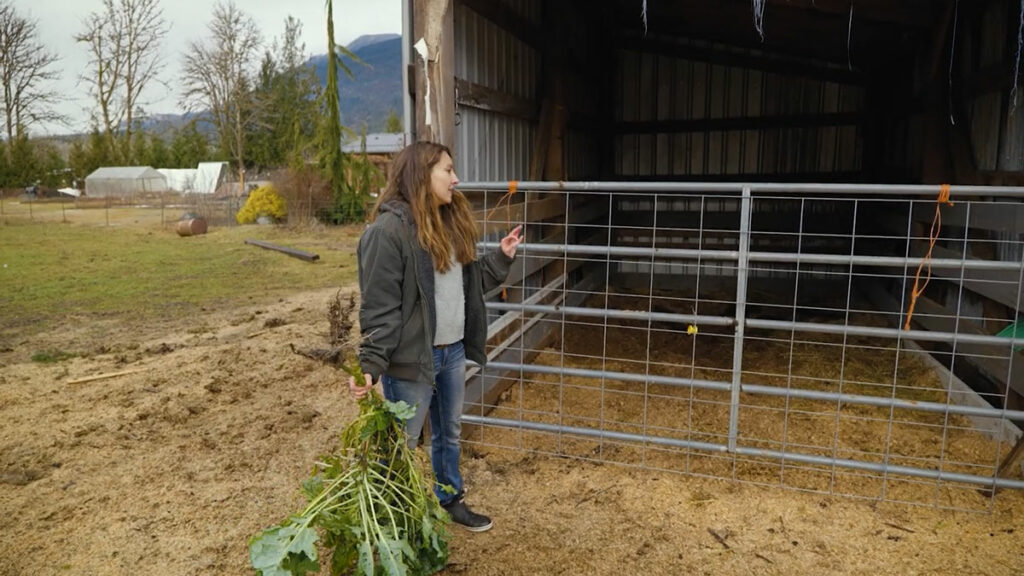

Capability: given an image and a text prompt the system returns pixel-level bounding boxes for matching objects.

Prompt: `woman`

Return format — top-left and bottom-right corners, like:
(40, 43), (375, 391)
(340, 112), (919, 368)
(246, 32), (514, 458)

(349, 141), (523, 532)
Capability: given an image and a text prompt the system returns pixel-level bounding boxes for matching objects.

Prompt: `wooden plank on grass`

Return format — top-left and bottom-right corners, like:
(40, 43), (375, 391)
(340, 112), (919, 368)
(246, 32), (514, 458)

(244, 239), (319, 262)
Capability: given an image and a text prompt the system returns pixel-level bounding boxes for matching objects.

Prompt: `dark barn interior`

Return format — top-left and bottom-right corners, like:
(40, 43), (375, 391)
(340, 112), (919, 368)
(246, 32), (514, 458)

(431, 0), (1024, 185)
(408, 0), (1024, 491)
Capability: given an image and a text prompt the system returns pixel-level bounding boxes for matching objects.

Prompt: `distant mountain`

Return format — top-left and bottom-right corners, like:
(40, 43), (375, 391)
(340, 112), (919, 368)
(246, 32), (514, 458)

(120, 34), (403, 138)
(309, 34), (403, 133)
(347, 33), (400, 52)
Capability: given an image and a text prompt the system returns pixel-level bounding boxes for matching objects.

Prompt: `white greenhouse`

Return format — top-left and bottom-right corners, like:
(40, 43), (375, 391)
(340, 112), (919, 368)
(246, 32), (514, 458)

(85, 166), (168, 198)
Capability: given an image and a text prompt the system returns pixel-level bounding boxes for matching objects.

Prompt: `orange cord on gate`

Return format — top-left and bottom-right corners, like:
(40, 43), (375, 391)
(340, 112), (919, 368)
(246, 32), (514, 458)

(903, 184), (954, 331)
(486, 180), (518, 226)
(486, 181), (519, 301)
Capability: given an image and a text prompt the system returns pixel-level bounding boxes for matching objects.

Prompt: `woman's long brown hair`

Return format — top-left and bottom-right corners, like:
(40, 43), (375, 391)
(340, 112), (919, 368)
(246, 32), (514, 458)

(371, 142), (478, 272)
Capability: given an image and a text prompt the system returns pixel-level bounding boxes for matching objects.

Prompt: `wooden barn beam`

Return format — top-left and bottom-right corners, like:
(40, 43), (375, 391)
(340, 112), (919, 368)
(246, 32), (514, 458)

(413, 0), (455, 147)
(613, 0), (911, 67)
(612, 112), (863, 134)
(472, 195), (568, 234)
(455, 78), (537, 121)
(616, 37), (866, 85)
(861, 282), (1024, 401)
(906, 243), (1024, 312)
(907, 200), (1024, 235)
(456, 0), (541, 49)
(966, 62), (1019, 99)
(758, 0), (937, 28)
(612, 171), (868, 183)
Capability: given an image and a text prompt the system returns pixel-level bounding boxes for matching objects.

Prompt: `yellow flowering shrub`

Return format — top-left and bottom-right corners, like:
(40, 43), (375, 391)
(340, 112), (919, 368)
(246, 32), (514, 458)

(236, 184), (287, 224)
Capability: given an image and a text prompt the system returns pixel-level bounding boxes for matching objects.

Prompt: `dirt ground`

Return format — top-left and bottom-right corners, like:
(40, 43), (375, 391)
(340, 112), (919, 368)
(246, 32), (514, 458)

(2, 288), (1024, 575)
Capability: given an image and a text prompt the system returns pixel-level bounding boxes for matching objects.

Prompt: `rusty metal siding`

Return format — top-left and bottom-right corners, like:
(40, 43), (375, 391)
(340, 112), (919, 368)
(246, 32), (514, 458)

(453, 0), (540, 181)
(614, 46), (864, 178)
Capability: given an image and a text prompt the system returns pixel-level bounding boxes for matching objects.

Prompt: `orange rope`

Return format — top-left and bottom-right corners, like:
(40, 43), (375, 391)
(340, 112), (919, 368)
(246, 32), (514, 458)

(486, 180), (518, 228)
(903, 184), (954, 331)
(486, 181), (518, 301)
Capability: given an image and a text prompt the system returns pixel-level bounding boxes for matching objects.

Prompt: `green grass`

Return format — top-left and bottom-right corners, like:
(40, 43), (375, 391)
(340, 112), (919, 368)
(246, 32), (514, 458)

(0, 219), (361, 334)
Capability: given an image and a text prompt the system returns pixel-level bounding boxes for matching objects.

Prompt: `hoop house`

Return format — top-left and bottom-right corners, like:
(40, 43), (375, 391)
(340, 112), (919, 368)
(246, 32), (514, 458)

(85, 166), (168, 198)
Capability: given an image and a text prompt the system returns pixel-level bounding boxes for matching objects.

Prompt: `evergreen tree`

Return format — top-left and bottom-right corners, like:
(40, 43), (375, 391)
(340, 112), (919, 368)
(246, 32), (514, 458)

(247, 16), (321, 172)
(132, 131), (150, 166)
(146, 133), (171, 168)
(85, 127), (113, 174)
(8, 129), (37, 186)
(0, 140), (9, 187)
(68, 138), (86, 183)
(35, 141), (66, 187)
(170, 122), (211, 168)
(319, 0), (364, 223)
(385, 108), (403, 133)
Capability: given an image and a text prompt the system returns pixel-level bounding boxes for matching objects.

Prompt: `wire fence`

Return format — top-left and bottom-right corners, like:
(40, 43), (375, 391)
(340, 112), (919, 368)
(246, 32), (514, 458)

(0, 189), (342, 229)
(0, 191), (245, 229)
(463, 181), (1024, 511)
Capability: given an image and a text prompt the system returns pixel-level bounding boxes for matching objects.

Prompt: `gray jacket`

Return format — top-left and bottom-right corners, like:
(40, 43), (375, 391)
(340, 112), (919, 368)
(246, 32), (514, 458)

(357, 200), (513, 384)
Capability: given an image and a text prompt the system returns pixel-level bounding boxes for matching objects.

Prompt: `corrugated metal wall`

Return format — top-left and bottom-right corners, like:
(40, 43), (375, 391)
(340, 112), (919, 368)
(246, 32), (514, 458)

(967, 1), (1024, 172)
(613, 44), (864, 178)
(453, 0), (540, 181)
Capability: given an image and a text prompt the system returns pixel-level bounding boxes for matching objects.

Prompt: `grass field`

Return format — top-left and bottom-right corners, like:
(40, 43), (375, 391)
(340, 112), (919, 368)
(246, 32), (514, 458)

(0, 212), (361, 335)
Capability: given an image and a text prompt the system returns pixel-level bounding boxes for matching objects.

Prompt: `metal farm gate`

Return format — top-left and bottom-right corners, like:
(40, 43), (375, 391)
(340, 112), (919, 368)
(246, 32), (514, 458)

(459, 181), (1024, 511)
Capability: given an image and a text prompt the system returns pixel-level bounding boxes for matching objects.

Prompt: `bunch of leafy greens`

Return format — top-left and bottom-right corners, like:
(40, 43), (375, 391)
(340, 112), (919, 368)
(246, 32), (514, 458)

(249, 390), (450, 575)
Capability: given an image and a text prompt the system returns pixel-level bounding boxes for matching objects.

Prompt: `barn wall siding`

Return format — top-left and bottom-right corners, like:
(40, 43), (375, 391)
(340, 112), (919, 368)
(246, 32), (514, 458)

(452, 0), (540, 181)
(612, 44), (865, 179)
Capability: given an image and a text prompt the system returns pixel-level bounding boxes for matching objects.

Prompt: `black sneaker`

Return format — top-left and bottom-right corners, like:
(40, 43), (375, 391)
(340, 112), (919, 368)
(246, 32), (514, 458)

(442, 498), (493, 532)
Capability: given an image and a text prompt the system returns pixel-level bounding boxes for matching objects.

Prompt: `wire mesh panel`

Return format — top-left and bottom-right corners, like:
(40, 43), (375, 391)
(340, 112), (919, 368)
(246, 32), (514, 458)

(461, 182), (1024, 512)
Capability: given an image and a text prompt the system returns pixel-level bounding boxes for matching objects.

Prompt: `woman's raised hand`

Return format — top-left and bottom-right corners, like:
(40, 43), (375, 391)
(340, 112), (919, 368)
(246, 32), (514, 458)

(500, 225), (524, 258)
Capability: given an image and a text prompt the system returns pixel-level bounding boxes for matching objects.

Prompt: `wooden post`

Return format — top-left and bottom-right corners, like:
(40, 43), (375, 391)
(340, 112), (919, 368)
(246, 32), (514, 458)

(413, 0), (455, 148)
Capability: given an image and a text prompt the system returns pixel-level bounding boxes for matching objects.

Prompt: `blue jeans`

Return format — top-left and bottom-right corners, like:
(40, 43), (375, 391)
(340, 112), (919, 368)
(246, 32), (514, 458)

(382, 341), (466, 506)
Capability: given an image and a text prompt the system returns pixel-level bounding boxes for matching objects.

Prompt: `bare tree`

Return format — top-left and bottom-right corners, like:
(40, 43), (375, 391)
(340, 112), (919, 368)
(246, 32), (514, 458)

(180, 0), (262, 178)
(76, 0), (168, 163)
(0, 1), (63, 142)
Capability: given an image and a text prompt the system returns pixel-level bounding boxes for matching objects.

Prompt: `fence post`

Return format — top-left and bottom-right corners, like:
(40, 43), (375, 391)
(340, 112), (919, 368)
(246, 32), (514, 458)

(728, 186), (752, 454)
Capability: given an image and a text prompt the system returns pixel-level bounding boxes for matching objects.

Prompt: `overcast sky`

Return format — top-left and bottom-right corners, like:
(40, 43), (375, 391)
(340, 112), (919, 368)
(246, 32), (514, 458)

(15, 0), (402, 136)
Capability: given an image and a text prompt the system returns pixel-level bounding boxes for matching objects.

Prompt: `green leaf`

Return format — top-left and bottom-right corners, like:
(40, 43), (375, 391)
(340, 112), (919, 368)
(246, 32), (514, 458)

(378, 538), (407, 576)
(332, 43), (368, 80)
(357, 540), (374, 576)
(330, 542), (358, 575)
(395, 538), (416, 562)
(384, 400), (416, 422)
(301, 475), (324, 501)
(249, 522), (320, 576)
